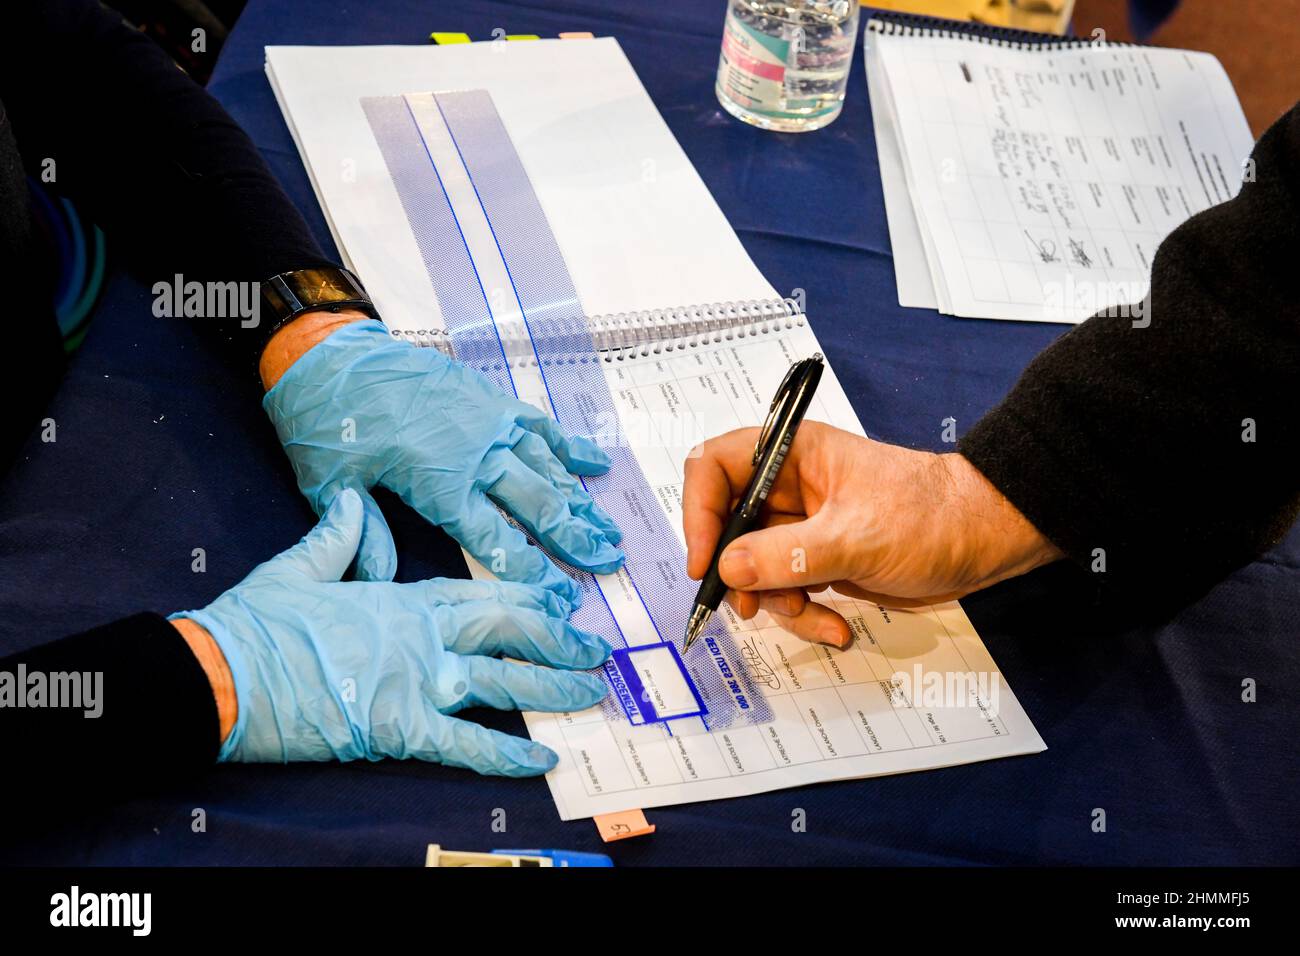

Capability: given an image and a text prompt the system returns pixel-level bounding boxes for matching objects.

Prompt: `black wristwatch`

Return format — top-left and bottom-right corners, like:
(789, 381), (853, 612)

(259, 266), (380, 344)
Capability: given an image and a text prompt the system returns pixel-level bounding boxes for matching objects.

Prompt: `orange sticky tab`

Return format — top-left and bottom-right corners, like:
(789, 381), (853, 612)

(559, 32), (595, 39)
(594, 809), (655, 842)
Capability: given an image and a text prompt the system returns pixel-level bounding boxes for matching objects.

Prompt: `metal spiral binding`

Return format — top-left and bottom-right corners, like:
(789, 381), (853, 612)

(388, 327), (456, 355)
(867, 12), (1131, 51)
(387, 296), (806, 366)
(592, 296), (805, 362)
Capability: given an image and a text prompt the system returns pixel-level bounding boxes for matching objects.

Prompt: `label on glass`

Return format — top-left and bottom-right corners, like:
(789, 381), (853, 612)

(717, 10), (791, 114)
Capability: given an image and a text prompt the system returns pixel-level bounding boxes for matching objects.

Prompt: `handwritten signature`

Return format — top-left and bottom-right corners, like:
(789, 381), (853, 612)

(741, 637), (781, 690)
(1024, 230), (1058, 263)
(1067, 237), (1093, 268)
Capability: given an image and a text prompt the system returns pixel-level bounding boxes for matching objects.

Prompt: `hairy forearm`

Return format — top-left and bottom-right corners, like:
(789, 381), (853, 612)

(942, 453), (1062, 590)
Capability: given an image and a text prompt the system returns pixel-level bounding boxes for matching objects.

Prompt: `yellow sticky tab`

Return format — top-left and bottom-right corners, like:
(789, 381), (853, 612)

(594, 809), (656, 843)
(559, 32), (595, 39)
(429, 32), (471, 45)
(505, 34), (540, 41)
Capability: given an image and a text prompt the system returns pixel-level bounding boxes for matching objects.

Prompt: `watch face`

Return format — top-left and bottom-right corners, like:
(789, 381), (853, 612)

(262, 268), (372, 325)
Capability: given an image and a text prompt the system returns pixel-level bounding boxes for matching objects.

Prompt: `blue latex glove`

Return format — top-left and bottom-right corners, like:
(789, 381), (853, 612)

(172, 490), (610, 774)
(263, 320), (624, 604)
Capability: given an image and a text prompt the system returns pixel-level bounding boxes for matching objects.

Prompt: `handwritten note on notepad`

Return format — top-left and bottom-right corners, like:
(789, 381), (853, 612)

(866, 18), (1254, 323)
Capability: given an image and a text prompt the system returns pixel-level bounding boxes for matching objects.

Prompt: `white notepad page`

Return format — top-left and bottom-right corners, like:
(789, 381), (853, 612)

(527, 324), (1044, 820)
(870, 27), (1253, 323)
(865, 28), (942, 311)
(266, 39), (1045, 819)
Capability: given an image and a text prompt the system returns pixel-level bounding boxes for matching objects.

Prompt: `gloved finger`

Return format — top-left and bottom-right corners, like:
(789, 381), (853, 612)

(404, 712), (559, 776)
(454, 656), (609, 713)
(436, 600), (611, 669)
(518, 409), (612, 477)
(440, 492), (582, 608)
(420, 578), (571, 618)
(510, 430), (623, 545)
(351, 486), (398, 582)
(268, 488), (363, 582)
(480, 448), (624, 574)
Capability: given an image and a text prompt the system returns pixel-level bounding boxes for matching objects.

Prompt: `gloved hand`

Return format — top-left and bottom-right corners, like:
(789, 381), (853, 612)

(171, 489), (610, 775)
(262, 320), (624, 605)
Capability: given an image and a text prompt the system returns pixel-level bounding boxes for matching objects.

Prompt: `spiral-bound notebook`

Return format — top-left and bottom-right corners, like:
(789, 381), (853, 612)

(390, 297), (806, 365)
(266, 39), (1046, 819)
(865, 12), (1254, 323)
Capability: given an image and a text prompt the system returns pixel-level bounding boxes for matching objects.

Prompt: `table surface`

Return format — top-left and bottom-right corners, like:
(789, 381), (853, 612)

(2, 0), (1296, 866)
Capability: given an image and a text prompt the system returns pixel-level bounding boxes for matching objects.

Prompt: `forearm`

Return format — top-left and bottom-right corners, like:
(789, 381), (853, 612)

(960, 104), (1300, 609)
(939, 452), (1062, 591)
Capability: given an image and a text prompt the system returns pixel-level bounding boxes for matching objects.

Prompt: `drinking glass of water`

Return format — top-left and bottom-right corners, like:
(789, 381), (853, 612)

(715, 0), (860, 132)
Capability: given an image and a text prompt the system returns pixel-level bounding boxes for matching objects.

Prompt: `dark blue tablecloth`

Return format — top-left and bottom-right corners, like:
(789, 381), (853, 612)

(2, 0), (1296, 866)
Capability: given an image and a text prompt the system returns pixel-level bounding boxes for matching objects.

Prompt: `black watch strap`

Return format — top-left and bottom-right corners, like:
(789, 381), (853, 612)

(259, 267), (380, 344)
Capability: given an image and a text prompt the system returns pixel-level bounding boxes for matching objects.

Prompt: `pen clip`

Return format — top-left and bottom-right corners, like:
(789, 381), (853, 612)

(753, 361), (802, 465)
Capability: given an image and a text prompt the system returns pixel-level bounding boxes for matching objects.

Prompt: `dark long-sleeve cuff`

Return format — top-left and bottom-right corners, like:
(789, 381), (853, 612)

(960, 104), (1300, 613)
(0, 612), (221, 813)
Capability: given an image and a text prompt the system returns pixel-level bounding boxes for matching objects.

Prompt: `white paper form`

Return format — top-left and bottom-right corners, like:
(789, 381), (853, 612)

(266, 40), (774, 330)
(530, 323), (1045, 819)
(872, 33), (1253, 323)
(266, 40), (1046, 819)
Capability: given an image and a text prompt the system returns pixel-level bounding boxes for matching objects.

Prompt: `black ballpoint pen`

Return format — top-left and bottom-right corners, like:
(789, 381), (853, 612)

(683, 353), (824, 652)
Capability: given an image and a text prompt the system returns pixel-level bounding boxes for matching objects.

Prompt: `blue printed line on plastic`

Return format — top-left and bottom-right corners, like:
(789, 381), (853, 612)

(430, 93), (671, 649)
(365, 90), (771, 729)
(360, 95), (516, 397)
(433, 89), (770, 729)
(365, 92), (636, 704)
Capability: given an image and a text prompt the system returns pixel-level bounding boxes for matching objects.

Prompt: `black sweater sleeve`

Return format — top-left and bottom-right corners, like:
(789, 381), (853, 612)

(0, 613), (220, 815)
(1, 0), (337, 360)
(960, 103), (1300, 613)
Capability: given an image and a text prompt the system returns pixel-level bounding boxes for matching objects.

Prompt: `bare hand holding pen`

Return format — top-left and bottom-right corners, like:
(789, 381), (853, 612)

(682, 422), (1062, 647)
